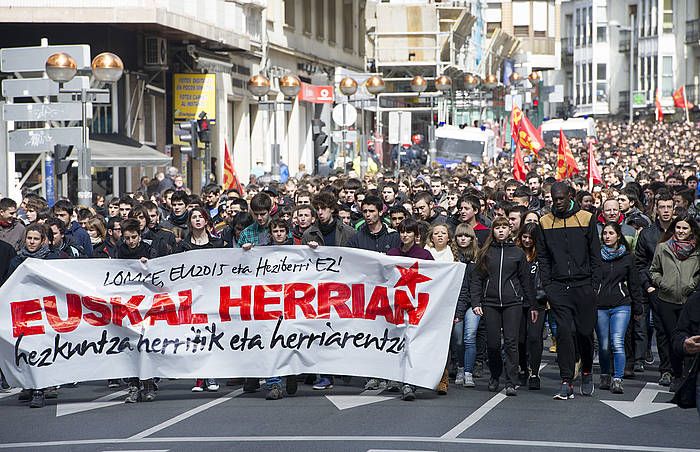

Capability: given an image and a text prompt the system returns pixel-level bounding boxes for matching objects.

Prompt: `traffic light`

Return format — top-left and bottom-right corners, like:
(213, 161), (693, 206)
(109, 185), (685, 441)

(197, 111), (211, 143)
(54, 144), (74, 176)
(177, 120), (199, 156)
(311, 119), (328, 174)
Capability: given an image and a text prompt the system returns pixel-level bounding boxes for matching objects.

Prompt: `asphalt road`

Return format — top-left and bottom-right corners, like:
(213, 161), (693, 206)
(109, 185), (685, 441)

(0, 353), (698, 452)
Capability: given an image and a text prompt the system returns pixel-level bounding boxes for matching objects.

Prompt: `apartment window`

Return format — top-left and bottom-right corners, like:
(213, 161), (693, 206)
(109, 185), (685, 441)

(533, 1), (547, 37)
(597, 64), (607, 81)
(486, 22), (501, 37)
(588, 6), (593, 44)
(662, 56), (673, 96)
(575, 9), (581, 46)
(513, 1), (530, 37)
(663, 0), (673, 32)
(284, 0), (295, 29)
(597, 26), (607, 42)
(316, 0), (325, 40)
(588, 62), (593, 103)
(328, 0), (336, 44)
(596, 82), (608, 102)
(581, 9), (587, 46)
(514, 25), (530, 37)
(597, 5), (607, 23)
(343, 0), (354, 51)
(359, 2), (366, 57)
(303, 0), (312, 35)
(485, 3), (502, 38)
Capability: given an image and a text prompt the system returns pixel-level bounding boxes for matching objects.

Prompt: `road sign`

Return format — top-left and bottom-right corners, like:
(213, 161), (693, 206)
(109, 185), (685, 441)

(8, 127), (83, 153)
(331, 130), (357, 142)
(332, 103), (357, 127)
(632, 90), (647, 108)
(388, 111), (412, 145)
(0, 44), (91, 73)
(2, 102), (91, 122)
(1, 76), (90, 99)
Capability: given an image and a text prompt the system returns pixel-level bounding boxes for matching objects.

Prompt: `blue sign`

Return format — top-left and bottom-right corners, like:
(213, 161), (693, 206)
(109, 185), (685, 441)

(45, 157), (55, 207)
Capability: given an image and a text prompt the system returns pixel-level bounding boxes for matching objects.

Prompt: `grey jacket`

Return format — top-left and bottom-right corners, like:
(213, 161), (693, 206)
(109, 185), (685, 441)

(302, 219), (356, 247)
(0, 220), (25, 251)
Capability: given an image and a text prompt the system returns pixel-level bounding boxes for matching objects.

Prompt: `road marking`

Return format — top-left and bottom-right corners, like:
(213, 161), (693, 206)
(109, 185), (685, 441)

(367, 450), (436, 452)
(56, 390), (128, 417)
(326, 387), (398, 410)
(0, 436), (698, 451)
(101, 450), (169, 452)
(441, 363), (547, 439)
(0, 388), (21, 400)
(128, 389), (243, 440)
(601, 382), (676, 418)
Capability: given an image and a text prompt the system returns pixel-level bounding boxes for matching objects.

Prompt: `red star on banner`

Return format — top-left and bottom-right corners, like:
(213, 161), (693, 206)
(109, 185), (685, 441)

(394, 262), (432, 297)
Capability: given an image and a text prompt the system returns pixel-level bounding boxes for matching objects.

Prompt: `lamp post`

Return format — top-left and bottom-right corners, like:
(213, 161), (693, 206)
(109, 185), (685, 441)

(610, 15), (635, 125)
(463, 73), (480, 126)
(45, 51), (123, 208)
(364, 75), (385, 178)
(247, 73), (300, 181)
(338, 77), (358, 174)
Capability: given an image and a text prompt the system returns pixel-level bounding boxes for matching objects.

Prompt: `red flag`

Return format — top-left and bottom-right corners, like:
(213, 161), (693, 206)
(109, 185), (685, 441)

(587, 142), (603, 189)
(655, 89), (664, 122)
(511, 105), (544, 157)
(223, 140), (245, 195)
(513, 142), (527, 182)
(673, 86), (694, 109)
(556, 129), (579, 181)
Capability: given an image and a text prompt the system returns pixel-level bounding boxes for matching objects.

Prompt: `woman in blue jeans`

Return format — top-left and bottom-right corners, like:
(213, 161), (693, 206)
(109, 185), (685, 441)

(596, 221), (644, 394)
(454, 223), (478, 387)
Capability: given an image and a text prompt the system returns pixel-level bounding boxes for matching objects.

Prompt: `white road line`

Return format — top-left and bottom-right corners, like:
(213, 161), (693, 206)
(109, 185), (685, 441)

(441, 363), (548, 439)
(128, 389), (243, 440)
(101, 450), (169, 452)
(0, 436), (698, 452)
(0, 388), (21, 400)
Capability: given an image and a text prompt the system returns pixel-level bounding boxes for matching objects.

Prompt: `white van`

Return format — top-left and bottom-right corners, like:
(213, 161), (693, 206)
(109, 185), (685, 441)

(540, 117), (596, 143)
(435, 125), (496, 166)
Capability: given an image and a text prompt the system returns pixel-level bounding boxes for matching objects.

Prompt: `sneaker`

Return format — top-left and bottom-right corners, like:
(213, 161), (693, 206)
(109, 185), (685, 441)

(191, 379), (205, 392)
(600, 375), (612, 391)
(142, 380), (156, 402)
(580, 373), (594, 396)
(505, 385), (517, 396)
(528, 375), (541, 390)
(473, 361), (484, 379)
(44, 387), (58, 399)
(18, 388), (32, 402)
(455, 367), (465, 386)
(313, 377), (334, 390)
(125, 384), (141, 403)
(205, 379), (219, 391)
(386, 380), (401, 392)
(553, 381), (574, 400)
(658, 372), (672, 387)
(266, 384), (284, 400)
(644, 350), (655, 365)
(518, 371), (528, 388)
(364, 378), (386, 390)
(401, 384), (416, 401)
(463, 372), (475, 388)
(285, 376), (298, 396)
(487, 378), (499, 392)
(29, 390), (45, 408)
(633, 361), (645, 373)
(243, 378), (260, 393)
(611, 378), (624, 394)
(669, 377), (682, 393)
(437, 370), (448, 395)
(107, 379), (120, 389)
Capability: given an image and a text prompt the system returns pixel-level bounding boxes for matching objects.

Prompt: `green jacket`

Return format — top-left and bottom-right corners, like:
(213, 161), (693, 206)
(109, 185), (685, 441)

(650, 242), (700, 304)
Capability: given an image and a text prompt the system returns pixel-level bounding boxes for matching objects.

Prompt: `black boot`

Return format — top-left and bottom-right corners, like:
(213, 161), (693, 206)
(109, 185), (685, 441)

(29, 390), (45, 408)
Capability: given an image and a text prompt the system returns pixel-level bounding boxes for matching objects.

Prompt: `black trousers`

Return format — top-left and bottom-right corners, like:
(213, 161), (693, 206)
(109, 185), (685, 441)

(625, 302), (649, 369)
(547, 283), (596, 381)
(654, 299), (684, 378)
(648, 292), (672, 375)
(484, 305), (522, 385)
(519, 306), (546, 376)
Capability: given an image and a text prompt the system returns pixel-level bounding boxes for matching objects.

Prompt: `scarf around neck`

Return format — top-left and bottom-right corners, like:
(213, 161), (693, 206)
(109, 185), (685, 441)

(19, 244), (50, 259)
(318, 218), (337, 236)
(601, 244), (626, 261)
(668, 237), (697, 261)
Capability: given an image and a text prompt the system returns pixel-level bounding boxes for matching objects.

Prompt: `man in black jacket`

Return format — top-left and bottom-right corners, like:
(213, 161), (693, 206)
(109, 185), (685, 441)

(635, 192), (675, 385)
(347, 195), (400, 254)
(537, 182), (601, 400)
(0, 239), (16, 287)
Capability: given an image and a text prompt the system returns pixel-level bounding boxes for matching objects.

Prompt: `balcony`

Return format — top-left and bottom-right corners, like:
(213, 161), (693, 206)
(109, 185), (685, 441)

(561, 37), (573, 67)
(619, 30), (630, 52)
(687, 19), (700, 45)
(520, 37), (556, 55)
(618, 91), (629, 112)
(687, 84), (698, 106)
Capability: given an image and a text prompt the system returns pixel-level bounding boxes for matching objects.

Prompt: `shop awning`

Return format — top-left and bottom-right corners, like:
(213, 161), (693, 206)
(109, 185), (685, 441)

(86, 134), (172, 168)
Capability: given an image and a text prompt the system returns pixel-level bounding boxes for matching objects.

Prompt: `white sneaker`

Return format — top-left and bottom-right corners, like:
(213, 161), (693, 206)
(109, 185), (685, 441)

(364, 378), (387, 390)
(205, 379), (219, 391)
(455, 367), (465, 385)
(463, 372), (475, 388)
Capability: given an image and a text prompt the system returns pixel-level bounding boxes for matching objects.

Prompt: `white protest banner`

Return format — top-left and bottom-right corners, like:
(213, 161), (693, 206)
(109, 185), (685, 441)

(0, 247), (465, 390)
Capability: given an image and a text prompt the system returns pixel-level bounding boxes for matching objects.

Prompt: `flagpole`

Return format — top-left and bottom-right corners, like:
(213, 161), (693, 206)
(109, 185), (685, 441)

(684, 87), (690, 124)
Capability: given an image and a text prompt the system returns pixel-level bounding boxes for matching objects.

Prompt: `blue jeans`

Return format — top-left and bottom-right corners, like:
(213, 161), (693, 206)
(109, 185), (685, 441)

(463, 309), (481, 373)
(596, 305), (631, 379)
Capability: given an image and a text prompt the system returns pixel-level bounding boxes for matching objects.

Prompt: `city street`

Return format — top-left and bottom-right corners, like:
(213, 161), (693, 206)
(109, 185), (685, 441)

(1, 354), (698, 452)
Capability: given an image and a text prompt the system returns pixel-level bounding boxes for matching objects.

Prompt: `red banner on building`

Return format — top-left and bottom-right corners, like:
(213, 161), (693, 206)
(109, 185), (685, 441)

(298, 82), (334, 104)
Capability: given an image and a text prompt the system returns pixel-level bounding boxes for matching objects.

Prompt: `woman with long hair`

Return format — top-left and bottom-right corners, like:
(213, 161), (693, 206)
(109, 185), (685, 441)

(454, 223), (480, 388)
(515, 222), (548, 390)
(650, 215), (700, 391)
(471, 217), (537, 396)
(596, 221), (644, 394)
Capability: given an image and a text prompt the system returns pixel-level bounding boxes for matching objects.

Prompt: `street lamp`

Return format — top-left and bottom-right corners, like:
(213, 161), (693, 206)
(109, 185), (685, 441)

(483, 74), (498, 90)
(410, 75), (428, 93)
(337, 77), (358, 174)
(247, 73), (300, 181)
(45, 51), (123, 208)
(365, 75), (385, 177)
(610, 16), (635, 125)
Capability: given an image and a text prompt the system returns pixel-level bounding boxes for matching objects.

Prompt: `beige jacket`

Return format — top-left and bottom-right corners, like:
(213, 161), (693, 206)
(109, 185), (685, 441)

(649, 242), (700, 304)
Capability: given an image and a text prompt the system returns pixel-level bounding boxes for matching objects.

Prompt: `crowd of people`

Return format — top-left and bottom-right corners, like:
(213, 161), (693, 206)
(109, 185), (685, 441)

(0, 119), (698, 416)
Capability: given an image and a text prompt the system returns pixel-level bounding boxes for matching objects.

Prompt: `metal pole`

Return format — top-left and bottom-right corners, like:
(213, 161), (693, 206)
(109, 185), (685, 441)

(360, 99), (367, 178)
(204, 142), (212, 185)
(271, 102), (280, 181)
(428, 97), (437, 165)
(77, 88), (91, 208)
(396, 111), (401, 177)
(629, 13), (635, 126)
